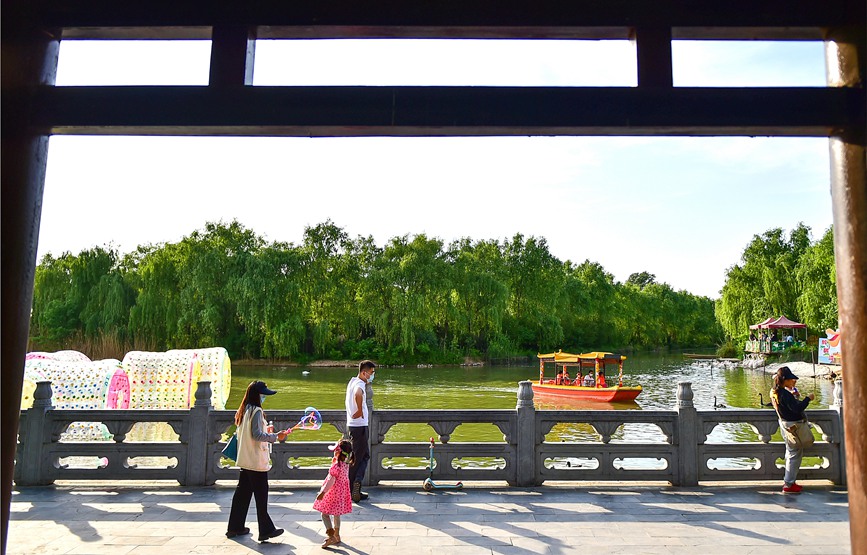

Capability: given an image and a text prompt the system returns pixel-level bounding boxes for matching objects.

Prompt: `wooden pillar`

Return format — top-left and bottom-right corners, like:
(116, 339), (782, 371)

(825, 24), (867, 555)
(209, 25), (257, 87)
(0, 5), (59, 551)
(634, 26), (673, 88)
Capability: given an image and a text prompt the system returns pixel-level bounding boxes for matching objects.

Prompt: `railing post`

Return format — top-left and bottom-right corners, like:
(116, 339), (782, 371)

(183, 381), (212, 486)
(15, 381), (54, 486)
(365, 380), (377, 486)
(515, 381), (537, 486)
(833, 378), (846, 486)
(675, 381), (699, 486)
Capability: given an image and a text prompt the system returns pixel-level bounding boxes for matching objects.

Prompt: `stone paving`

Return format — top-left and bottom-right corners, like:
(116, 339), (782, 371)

(7, 481), (851, 555)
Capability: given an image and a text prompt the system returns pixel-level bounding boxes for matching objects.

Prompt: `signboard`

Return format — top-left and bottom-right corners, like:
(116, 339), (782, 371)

(818, 329), (842, 365)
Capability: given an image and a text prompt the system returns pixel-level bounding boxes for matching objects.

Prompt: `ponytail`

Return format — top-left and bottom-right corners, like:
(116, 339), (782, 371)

(235, 381), (264, 425)
(772, 367), (786, 391)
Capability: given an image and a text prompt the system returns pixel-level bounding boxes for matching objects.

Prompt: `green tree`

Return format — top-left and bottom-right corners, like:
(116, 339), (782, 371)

(446, 238), (508, 353)
(30, 220), (725, 361)
(626, 271), (656, 289)
(558, 260), (618, 348)
(31, 246), (133, 348)
(127, 243), (183, 349)
(717, 223), (817, 339)
(502, 234), (564, 351)
(795, 227), (838, 331)
(299, 220), (354, 356)
(233, 242), (306, 358)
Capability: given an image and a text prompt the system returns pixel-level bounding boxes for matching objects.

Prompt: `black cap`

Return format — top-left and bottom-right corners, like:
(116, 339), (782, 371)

(251, 380), (277, 396)
(779, 366), (799, 381)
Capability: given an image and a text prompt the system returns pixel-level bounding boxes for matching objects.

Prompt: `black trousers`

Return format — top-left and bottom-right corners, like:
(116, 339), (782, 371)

(348, 425), (370, 485)
(227, 469), (277, 534)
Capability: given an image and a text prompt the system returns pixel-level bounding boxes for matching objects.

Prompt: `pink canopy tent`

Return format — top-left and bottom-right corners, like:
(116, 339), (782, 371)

(749, 317), (775, 330)
(762, 315), (807, 329)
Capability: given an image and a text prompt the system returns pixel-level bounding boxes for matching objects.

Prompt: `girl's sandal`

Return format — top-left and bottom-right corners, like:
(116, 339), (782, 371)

(321, 529), (336, 549)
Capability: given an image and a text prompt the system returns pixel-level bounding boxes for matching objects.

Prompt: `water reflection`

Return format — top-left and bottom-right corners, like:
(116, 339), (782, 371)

(533, 392), (641, 411)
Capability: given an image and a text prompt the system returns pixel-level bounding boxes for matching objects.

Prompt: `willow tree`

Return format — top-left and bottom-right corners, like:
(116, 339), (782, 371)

(299, 220), (354, 356)
(233, 242), (306, 358)
(175, 221), (262, 354)
(446, 238), (509, 354)
(127, 242), (184, 349)
(795, 227), (838, 331)
(502, 234), (564, 352)
(367, 233), (450, 356)
(30, 246), (132, 348)
(716, 223), (814, 339)
(558, 260), (618, 348)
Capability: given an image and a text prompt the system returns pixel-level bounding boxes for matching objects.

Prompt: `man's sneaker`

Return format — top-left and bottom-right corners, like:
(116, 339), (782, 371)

(782, 483), (803, 494)
(351, 481), (368, 502)
(258, 528), (284, 542)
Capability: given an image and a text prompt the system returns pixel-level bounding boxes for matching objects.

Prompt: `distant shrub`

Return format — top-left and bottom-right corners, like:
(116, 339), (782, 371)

(716, 339), (741, 358)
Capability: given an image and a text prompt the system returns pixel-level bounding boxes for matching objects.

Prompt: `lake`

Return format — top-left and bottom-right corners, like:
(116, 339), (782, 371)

(229, 352), (835, 446)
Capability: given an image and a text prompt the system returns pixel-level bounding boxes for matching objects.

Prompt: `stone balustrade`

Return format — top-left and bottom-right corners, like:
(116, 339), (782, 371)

(15, 379), (846, 487)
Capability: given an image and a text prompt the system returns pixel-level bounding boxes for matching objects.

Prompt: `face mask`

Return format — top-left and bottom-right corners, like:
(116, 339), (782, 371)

(260, 395), (267, 404)
(368, 372), (375, 383)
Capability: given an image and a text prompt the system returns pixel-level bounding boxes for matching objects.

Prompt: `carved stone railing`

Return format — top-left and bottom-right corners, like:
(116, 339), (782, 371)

(15, 379), (846, 488)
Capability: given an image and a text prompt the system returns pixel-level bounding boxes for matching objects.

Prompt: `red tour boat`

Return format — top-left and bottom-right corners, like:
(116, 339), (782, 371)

(532, 351), (642, 402)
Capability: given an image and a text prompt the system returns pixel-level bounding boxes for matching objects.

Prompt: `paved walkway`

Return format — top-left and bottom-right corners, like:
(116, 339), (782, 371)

(8, 481), (851, 555)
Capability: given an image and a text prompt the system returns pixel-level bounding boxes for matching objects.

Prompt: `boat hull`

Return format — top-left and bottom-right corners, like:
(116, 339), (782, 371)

(531, 383), (642, 402)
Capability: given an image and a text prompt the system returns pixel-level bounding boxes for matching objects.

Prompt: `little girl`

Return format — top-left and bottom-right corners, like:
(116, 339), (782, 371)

(313, 438), (353, 548)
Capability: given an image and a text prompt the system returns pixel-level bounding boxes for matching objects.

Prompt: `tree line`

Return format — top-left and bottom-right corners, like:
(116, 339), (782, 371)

(715, 223), (837, 341)
(30, 220), (721, 364)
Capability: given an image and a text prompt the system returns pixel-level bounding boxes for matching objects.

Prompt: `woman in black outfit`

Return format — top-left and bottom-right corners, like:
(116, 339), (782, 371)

(226, 381), (290, 541)
(770, 366), (814, 494)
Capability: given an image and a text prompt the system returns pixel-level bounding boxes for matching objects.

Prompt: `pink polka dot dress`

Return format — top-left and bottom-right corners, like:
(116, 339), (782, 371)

(313, 460), (352, 516)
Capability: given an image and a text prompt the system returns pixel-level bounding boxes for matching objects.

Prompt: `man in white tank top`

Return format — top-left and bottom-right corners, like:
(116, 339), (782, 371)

(346, 360), (375, 502)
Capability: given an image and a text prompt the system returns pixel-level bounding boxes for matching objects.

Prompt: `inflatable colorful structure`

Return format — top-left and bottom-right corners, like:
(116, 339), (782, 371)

(23, 352), (130, 440)
(21, 348), (232, 441)
(122, 347), (231, 410)
(23, 352), (130, 411)
(23, 347), (231, 411)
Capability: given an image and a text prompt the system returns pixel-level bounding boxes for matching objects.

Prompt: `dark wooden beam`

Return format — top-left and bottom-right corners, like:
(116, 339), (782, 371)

(635, 27), (673, 88)
(37, 86), (864, 137)
(47, 0), (863, 40)
(209, 26), (257, 87)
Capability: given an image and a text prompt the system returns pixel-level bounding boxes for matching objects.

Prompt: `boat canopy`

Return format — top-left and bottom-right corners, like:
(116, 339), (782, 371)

(537, 351), (626, 364)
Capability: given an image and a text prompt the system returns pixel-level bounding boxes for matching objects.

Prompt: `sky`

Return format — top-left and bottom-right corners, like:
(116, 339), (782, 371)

(41, 39), (832, 299)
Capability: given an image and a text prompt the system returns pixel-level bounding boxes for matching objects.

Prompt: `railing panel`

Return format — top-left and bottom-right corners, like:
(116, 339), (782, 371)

(14, 380), (846, 487)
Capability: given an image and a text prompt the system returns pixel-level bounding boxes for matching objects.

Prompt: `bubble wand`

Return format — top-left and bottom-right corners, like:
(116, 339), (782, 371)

(285, 406), (322, 432)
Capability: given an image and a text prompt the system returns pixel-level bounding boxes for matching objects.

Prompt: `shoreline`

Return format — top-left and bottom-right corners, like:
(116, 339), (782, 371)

(759, 360), (841, 380)
(233, 359), (357, 368)
(234, 357), (842, 380)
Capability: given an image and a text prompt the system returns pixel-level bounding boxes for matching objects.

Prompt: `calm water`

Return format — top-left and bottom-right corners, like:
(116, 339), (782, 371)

(230, 352), (835, 446)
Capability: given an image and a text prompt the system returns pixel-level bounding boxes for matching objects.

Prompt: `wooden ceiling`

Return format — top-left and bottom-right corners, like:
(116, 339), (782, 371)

(19, 0), (867, 138)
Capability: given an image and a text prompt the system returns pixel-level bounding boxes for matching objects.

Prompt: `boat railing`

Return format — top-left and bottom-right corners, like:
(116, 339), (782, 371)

(15, 378), (846, 487)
